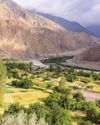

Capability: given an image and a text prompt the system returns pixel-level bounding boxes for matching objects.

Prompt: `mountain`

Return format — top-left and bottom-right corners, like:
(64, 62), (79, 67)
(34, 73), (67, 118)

(74, 46), (100, 70)
(64, 46), (100, 71)
(87, 25), (100, 38)
(0, 0), (100, 60)
(36, 12), (91, 34)
(77, 46), (100, 62)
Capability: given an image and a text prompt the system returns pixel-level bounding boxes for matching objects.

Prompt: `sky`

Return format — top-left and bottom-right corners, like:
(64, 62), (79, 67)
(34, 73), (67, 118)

(13, 0), (100, 26)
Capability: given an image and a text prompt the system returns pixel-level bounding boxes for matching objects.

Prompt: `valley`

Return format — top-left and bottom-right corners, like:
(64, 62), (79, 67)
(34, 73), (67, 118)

(0, 0), (100, 60)
(0, 0), (100, 125)
(0, 58), (100, 125)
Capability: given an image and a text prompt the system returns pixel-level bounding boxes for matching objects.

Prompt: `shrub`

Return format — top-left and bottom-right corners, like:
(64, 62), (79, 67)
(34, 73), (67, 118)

(12, 79), (33, 89)
(66, 74), (76, 82)
(73, 92), (85, 102)
(51, 108), (72, 125)
(45, 92), (61, 109)
(54, 86), (72, 95)
(28, 103), (50, 123)
(4, 103), (23, 115)
(86, 107), (100, 123)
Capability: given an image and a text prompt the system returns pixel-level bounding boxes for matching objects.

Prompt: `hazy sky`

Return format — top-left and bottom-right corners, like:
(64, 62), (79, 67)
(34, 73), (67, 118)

(13, 0), (100, 26)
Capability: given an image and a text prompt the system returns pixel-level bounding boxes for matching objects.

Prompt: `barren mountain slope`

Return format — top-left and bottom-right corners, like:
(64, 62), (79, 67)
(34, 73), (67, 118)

(0, 0), (100, 60)
(63, 46), (100, 71)
(77, 47), (100, 62)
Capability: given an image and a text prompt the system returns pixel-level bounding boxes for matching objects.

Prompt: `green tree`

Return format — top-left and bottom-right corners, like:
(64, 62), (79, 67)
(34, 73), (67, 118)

(54, 86), (72, 95)
(12, 79), (33, 89)
(0, 60), (7, 105)
(28, 103), (51, 124)
(66, 74), (76, 82)
(52, 108), (72, 125)
(95, 100), (100, 108)
(0, 60), (7, 84)
(45, 92), (61, 109)
(29, 62), (33, 72)
(60, 95), (73, 109)
(5, 103), (23, 115)
(73, 92), (85, 102)
(59, 76), (66, 87)
(86, 107), (100, 123)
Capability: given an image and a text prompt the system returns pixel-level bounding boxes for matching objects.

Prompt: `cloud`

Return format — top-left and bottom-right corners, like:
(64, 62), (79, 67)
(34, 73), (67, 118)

(13, 0), (100, 26)
(79, 3), (100, 26)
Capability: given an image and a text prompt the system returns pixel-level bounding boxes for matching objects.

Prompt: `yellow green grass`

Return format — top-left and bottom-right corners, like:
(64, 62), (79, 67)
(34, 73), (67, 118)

(0, 83), (49, 115)
(0, 68), (100, 116)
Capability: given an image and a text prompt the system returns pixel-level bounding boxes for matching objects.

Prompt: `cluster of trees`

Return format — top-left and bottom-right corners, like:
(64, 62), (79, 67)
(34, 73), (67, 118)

(50, 66), (77, 82)
(49, 64), (100, 85)
(8, 70), (29, 79)
(65, 68), (77, 82)
(77, 71), (100, 81)
(1, 103), (72, 125)
(0, 60), (7, 84)
(6, 61), (32, 72)
(0, 109), (48, 125)
(43, 56), (73, 64)
(45, 87), (100, 124)
(12, 79), (33, 89)
(1, 87), (100, 125)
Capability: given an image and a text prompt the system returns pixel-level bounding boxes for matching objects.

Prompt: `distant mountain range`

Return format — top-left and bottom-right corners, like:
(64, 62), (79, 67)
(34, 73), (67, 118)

(35, 12), (100, 38)
(87, 25), (100, 38)
(37, 13), (89, 33)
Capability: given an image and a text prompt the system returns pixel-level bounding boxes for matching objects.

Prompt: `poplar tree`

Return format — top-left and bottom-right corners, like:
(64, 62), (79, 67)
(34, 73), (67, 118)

(0, 60), (7, 105)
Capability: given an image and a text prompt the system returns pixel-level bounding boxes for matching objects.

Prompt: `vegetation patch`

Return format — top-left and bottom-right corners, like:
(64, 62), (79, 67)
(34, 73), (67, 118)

(0, 59), (100, 125)
(42, 56), (73, 64)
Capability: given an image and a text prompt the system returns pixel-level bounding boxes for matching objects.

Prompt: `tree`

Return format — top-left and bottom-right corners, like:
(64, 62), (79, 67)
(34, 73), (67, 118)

(66, 68), (77, 82)
(66, 73), (76, 82)
(86, 107), (100, 123)
(11, 70), (19, 78)
(0, 60), (7, 84)
(73, 92), (85, 102)
(45, 92), (61, 109)
(29, 62), (33, 72)
(52, 108), (72, 125)
(1, 111), (48, 125)
(54, 86), (72, 95)
(59, 76), (66, 87)
(27, 103), (51, 125)
(95, 100), (100, 108)
(28, 103), (50, 120)
(60, 95), (73, 109)
(55, 65), (62, 77)
(0, 60), (7, 105)
(5, 103), (23, 115)
(12, 79), (33, 89)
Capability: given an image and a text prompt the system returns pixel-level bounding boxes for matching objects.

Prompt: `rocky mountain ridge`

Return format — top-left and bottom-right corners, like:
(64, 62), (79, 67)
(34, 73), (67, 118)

(0, 0), (100, 60)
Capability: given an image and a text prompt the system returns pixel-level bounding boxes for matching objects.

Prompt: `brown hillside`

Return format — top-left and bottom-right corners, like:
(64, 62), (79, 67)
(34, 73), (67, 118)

(0, 0), (100, 60)
(77, 47), (100, 62)
(63, 46), (100, 71)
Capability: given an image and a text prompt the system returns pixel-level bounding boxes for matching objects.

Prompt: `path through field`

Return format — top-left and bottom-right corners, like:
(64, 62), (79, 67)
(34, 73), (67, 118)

(72, 88), (100, 101)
